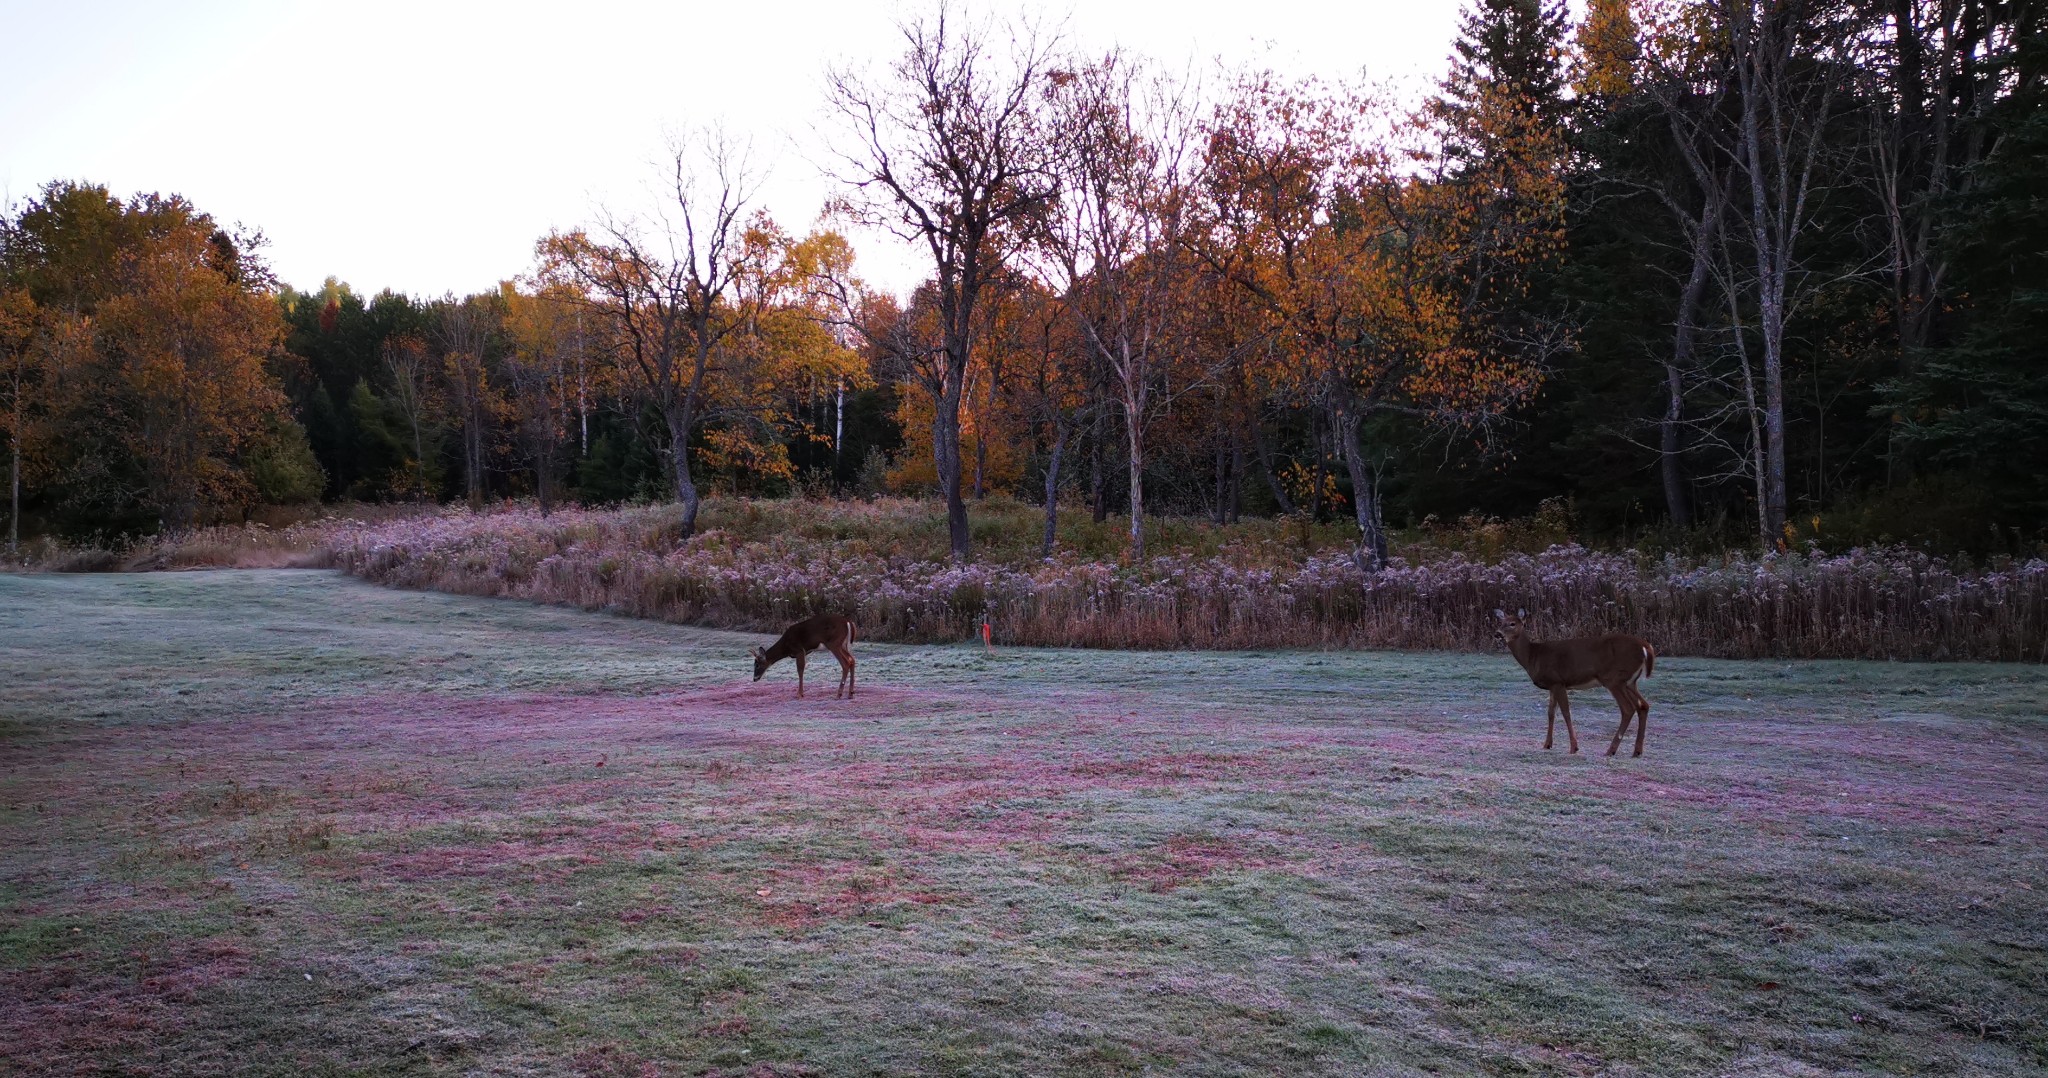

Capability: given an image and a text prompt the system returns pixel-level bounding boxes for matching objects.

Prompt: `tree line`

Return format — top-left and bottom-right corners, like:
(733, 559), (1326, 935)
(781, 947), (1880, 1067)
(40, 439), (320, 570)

(5, 0), (2042, 563)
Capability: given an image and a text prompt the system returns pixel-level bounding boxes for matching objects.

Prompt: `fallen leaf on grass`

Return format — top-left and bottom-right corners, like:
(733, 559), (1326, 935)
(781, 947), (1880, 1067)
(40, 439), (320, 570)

(1756, 982), (1781, 991)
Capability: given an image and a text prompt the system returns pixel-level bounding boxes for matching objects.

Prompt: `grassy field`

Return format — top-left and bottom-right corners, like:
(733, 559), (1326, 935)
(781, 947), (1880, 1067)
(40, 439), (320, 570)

(2, 571), (2045, 1076)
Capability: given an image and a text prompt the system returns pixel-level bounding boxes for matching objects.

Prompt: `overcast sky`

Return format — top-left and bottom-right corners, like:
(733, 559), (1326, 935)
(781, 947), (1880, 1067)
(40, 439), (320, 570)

(1, 0), (1468, 298)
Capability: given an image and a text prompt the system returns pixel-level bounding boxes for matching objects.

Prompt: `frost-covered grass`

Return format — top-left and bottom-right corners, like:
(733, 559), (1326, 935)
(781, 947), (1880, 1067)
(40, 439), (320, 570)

(3, 571), (2045, 1076)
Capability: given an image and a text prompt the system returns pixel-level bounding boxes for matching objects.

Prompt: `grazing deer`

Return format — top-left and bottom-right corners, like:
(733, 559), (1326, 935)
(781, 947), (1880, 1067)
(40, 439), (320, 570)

(752, 614), (857, 699)
(1494, 609), (1655, 757)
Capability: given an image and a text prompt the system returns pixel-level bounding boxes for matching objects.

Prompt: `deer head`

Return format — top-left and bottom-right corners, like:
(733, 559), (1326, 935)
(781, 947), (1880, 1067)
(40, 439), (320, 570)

(751, 646), (769, 682)
(1493, 608), (1530, 647)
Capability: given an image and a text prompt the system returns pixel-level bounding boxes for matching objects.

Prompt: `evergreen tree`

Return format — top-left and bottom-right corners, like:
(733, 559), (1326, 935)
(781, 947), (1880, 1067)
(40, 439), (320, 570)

(1882, 27), (2048, 531)
(1433, 0), (1572, 155)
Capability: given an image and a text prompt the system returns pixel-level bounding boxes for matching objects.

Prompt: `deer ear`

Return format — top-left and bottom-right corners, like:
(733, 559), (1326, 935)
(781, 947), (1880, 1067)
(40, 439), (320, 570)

(1517, 607), (1528, 620)
(1493, 608), (1506, 621)
(751, 646), (764, 660)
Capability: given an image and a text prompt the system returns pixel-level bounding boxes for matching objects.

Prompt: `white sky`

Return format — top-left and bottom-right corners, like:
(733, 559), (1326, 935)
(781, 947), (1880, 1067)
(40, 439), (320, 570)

(1, 0), (1467, 299)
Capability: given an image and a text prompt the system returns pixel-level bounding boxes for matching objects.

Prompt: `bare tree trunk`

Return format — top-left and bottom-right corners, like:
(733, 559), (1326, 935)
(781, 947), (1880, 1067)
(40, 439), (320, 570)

(466, 405), (484, 509)
(8, 370), (19, 553)
(577, 312), (589, 457)
(1760, 316), (1788, 543)
(974, 429), (987, 500)
(1730, 304), (1770, 544)
(976, 362), (998, 501)
(1251, 423), (1294, 516)
(1659, 364), (1691, 528)
(670, 420), (701, 538)
(1309, 410), (1327, 522)
(1227, 442), (1243, 524)
(937, 373), (969, 559)
(1041, 419), (1065, 556)
(410, 417), (425, 492)
(537, 440), (552, 517)
(9, 421), (18, 554)
(1123, 381), (1146, 558)
(1210, 442), (1226, 525)
(1664, 194), (1720, 529)
(1090, 409), (1110, 524)
(1335, 408), (1389, 572)
(1731, 4), (1829, 545)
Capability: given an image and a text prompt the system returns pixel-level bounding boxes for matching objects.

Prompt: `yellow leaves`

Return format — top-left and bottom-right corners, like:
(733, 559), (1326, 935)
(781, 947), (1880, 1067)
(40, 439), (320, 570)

(77, 220), (292, 520)
(750, 307), (869, 390)
(1278, 460), (1345, 512)
(1574, 0), (1644, 101)
(699, 428), (795, 490)
(1190, 69), (1558, 432)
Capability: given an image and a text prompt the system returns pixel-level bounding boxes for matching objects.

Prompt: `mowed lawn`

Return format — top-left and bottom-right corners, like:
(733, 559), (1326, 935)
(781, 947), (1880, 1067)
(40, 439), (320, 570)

(2, 573), (2045, 1077)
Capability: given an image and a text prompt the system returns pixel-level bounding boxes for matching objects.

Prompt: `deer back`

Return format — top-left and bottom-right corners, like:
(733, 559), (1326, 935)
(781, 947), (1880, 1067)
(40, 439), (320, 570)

(1519, 633), (1650, 689)
(769, 614), (851, 661)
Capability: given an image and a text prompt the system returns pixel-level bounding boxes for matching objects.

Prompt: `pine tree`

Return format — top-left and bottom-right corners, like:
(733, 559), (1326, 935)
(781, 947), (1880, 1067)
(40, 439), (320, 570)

(1433, 0), (1572, 163)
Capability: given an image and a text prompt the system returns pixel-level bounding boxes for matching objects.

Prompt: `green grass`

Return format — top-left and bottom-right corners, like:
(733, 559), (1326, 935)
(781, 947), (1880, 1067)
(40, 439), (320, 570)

(3, 570), (2045, 1075)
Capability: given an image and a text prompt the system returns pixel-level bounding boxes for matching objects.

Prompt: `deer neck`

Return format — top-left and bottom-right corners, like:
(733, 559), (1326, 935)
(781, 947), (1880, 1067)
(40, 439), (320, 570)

(1505, 634), (1538, 674)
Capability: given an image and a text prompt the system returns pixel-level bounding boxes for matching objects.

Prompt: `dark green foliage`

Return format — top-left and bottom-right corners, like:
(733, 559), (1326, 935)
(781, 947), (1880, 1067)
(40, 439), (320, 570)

(242, 415), (326, 507)
(1882, 32), (2048, 531)
(1433, 0), (1572, 140)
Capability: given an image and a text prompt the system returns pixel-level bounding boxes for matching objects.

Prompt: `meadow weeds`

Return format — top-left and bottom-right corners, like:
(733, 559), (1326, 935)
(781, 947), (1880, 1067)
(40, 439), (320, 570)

(304, 499), (2048, 661)
(11, 496), (2042, 659)
(1, 501), (426, 572)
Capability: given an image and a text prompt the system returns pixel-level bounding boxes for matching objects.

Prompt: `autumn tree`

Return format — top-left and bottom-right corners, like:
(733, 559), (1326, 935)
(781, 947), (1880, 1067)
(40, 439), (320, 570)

(995, 281), (1091, 553)
(0, 287), (39, 551)
(0, 184), (319, 531)
(1199, 76), (1552, 569)
(826, 4), (1059, 559)
(542, 132), (766, 536)
(1034, 52), (1204, 557)
(377, 333), (442, 499)
(433, 291), (503, 508)
(712, 223), (872, 494)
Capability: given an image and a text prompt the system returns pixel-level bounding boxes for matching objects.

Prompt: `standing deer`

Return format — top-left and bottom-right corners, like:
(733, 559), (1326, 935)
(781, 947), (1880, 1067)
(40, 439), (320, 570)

(1494, 609), (1655, 757)
(752, 614), (857, 699)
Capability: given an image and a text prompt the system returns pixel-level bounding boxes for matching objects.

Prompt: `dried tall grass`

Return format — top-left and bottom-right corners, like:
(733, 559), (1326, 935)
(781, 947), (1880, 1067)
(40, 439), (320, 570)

(322, 502), (2048, 662)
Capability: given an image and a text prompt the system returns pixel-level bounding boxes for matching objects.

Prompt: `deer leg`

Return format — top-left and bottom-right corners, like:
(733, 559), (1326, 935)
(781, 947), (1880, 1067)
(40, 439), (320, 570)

(1543, 692), (1557, 750)
(795, 652), (806, 699)
(1559, 691), (1579, 753)
(1605, 683), (1634, 756)
(829, 643), (854, 699)
(1633, 683), (1648, 757)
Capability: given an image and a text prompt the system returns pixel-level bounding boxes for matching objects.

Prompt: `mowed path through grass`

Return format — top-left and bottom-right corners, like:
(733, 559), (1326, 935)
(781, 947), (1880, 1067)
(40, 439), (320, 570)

(2, 570), (2044, 1077)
